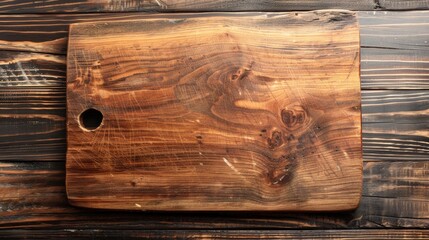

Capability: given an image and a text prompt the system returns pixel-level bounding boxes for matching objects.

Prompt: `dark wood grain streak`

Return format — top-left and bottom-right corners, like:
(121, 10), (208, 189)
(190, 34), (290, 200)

(363, 90), (429, 162)
(0, 11), (427, 89)
(0, 51), (66, 161)
(0, 229), (429, 239)
(360, 11), (429, 89)
(0, 161), (427, 229)
(0, 0), (428, 13)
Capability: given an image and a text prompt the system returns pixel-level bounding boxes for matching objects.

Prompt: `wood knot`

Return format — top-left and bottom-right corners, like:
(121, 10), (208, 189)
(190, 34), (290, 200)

(230, 68), (250, 81)
(351, 105), (361, 111)
(281, 105), (307, 130)
(196, 135), (203, 144)
(267, 130), (283, 149)
(266, 155), (296, 186)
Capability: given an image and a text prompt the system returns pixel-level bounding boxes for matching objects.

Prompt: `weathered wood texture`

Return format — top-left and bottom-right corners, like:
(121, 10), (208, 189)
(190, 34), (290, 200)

(1, 230), (429, 239)
(360, 11), (429, 89)
(66, 11), (362, 211)
(0, 9), (428, 236)
(0, 51), (66, 161)
(363, 90), (429, 162)
(0, 0), (429, 13)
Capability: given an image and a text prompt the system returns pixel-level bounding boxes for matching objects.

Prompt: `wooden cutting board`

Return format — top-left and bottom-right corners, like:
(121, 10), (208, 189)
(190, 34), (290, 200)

(66, 11), (362, 211)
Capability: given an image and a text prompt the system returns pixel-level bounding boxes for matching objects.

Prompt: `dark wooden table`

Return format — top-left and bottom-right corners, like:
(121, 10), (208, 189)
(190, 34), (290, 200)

(0, 1), (428, 239)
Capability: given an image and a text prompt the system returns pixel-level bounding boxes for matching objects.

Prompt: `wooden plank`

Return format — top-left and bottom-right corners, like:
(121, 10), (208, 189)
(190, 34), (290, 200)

(362, 90), (429, 161)
(0, 161), (427, 229)
(0, 11), (427, 89)
(359, 11), (429, 89)
(1, 230), (429, 240)
(0, 51), (66, 161)
(65, 11), (362, 211)
(0, 0), (428, 13)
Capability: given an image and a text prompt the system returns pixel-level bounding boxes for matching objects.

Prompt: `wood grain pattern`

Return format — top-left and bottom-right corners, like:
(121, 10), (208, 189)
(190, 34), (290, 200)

(1, 229), (429, 239)
(363, 90), (429, 161)
(0, 51), (66, 161)
(0, 0), (428, 13)
(1, 161), (427, 229)
(0, 12), (427, 167)
(65, 11), (362, 211)
(360, 11), (429, 89)
(0, 11), (427, 89)
(0, 8), (428, 238)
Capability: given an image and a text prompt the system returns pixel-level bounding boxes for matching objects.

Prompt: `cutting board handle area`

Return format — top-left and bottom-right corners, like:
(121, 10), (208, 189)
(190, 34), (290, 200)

(78, 108), (104, 131)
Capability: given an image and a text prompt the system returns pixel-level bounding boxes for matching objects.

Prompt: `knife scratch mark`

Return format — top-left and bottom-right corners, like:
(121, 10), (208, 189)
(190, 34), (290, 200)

(223, 157), (240, 175)
(154, 0), (168, 9)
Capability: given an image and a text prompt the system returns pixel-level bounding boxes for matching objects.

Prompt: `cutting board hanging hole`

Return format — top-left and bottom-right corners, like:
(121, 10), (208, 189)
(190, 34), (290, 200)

(78, 108), (103, 131)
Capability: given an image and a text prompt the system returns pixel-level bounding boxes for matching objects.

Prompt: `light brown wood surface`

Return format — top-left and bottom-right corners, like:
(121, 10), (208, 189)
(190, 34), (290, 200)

(66, 11), (362, 211)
